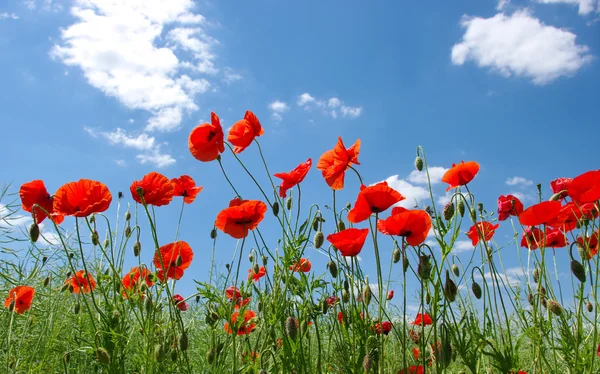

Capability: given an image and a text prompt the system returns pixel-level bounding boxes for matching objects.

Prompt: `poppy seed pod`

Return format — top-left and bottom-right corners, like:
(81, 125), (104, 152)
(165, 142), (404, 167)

(125, 210), (131, 221)
(458, 200), (465, 217)
(133, 241), (141, 257)
(285, 316), (298, 340)
(29, 223), (40, 243)
(171, 349), (178, 362)
(363, 354), (373, 372)
(418, 255), (432, 281)
(471, 282), (482, 299)
(571, 260), (586, 283)
(328, 261), (338, 278)
(272, 201), (280, 217)
(362, 283), (372, 306)
(338, 220), (346, 231)
(452, 264), (460, 277)
(443, 202), (455, 221)
(314, 231), (324, 249)
(179, 331), (189, 351)
(286, 197), (293, 210)
(547, 300), (563, 316)
(96, 347), (111, 364)
(393, 247), (401, 263)
(210, 228), (217, 239)
(444, 270), (458, 302)
(415, 156), (424, 171)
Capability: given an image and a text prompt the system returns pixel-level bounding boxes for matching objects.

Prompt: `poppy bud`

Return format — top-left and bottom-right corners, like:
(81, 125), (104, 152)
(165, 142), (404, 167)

(403, 254), (409, 273)
(477, 203), (483, 214)
(42, 256), (47, 263)
(225, 263), (230, 271)
(441, 338), (453, 368)
(145, 297), (153, 314)
(586, 301), (593, 313)
(179, 331), (189, 351)
(210, 228), (217, 239)
(133, 241), (141, 257)
(135, 186), (144, 198)
(362, 282), (372, 306)
(469, 208), (477, 223)
(425, 205), (433, 218)
(550, 192), (564, 201)
(426, 292), (431, 304)
(328, 261), (338, 278)
(29, 223), (40, 243)
(444, 270), (458, 302)
(322, 299), (329, 314)
(418, 255), (432, 281)
(68, 284), (74, 293)
(571, 260), (586, 283)
(312, 218), (319, 231)
(249, 253), (255, 262)
(362, 354), (373, 372)
(155, 344), (165, 362)
(103, 238), (109, 248)
(528, 293), (534, 305)
(7, 299), (15, 312)
(285, 316), (298, 340)
(342, 289), (350, 303)
(73, 302), (80, 314)
(393, 247), (401, 263)
(175, 255), (183, 267)
(63, 353), (70, 364)
(125, 210), (131, 221)
(314, 231), (324, 249)
(96, 347), (111, 364)
(89, 214), (95, 224)
(547, 300), (563, 316)
(286, 197), (293, 210)
(539, 286), (546, 297)
(458, 200), (465, 217)
(345, 202), (352, 210)
(387, 290), (394, 300)
(257, 300), (263, 312)
(344, 279), (350, 292)
(533, 268), (540, 283)
(472, 282), (482, 299)
(60, 283), (70, 292)
(452, 264), (460, 277)
(338, 220), (346, 231)
(44, 276), (51, 287)
(414, 156), (424, 171)
(262, 255), (268, 266)
(443, 203), (455, 221)
(125, 226), (132, 238)
(272, 201), (280, 216)
(541, 298), (547, 308)
(253, 263), (260, 275)
(171, 349), (178, 362)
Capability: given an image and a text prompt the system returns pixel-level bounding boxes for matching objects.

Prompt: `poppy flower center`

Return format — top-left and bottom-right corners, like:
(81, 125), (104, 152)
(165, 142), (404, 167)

(235, 219), (253, 225)
(207, 131), (215, 141)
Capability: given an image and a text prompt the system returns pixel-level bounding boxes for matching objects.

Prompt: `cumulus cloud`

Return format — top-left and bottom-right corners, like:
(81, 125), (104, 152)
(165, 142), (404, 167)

(536, 0), (598, 15)
(297, 93), (316, 106)
(382, 175), (430, 209)
(296, 92), (362, 119)
(136, 149), (176, 168)
(407, 166), (449, 185)
(451, 10), (592, 84)
(505, 176), (533, 186)
(268, 100), (290, 122)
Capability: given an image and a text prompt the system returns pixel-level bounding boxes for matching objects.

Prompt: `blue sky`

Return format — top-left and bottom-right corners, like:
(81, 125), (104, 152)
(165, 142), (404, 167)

(1, 0), (599, 310)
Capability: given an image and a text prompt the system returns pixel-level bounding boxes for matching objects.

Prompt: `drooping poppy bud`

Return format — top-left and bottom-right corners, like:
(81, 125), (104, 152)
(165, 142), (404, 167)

(451, 264), (460, 277)
(444, 270), (458, 302)
(338, 220), (346, 231)
(44, 276), (50, 287)
(547, 300), (563, 316)
(393, 247), (401, 263)
(155, 344), (166, 362)
(414, 156), (424, 171)
(286, 197), (293, 211)
(418, 255), (432, 280)
(179, 331), (189, 351)
(586, 301), (593, 313)
(342, 289), (350, 303)
(96, 347), (111, 364)
(262, 255), (268, 266)
(91, 231), (99, 246)
(403, 254), (409, 273)
(272, 201), (280, 217)
(210, 228), (217, 239)
(125, 226), (132, 237)
(443, 203), (455, 221)
(312, 218), (319, 231)
(133, 241), (141, 257)
(362, 282), (372, 306)
(458, 200), (465, 217)
(285, 316), (298, 340)
(472, 282), (482, 299)
(470, 208), (477, 223)
(328, 261), (338, 278)
(314, 231), (324, 249)
(29, 223), (40, 243)
(571, 260), (586, 283)
(322, 299), (329, 314)
(533, 268), (540, 283)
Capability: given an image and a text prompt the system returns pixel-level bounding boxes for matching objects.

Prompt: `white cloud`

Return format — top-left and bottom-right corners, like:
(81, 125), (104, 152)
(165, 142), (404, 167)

(340, 104), (362, 118)
(536, 0), (598, 15)
(0, 12), (19, 20)
(328, 97), (341, 108)
(51, 0), (218, 132)
(509, 191), (536, 202)
(505, 176), (533, 186)
(222, 67), (242, 84)
(451, 10), (592, 85)
(136, 149), (176, 168)
(297, 93), (316, 106)
(269, 100), (289, 113)
(23, 0), (62, 12)
(382, 175), (430, 209)
(297, 92), (362, 119)
(0, 204), (32, 230)
(407, 166), (449, 185)
(453, 240), (475, 254)
(497, 0), (511, 10)
(271, 112), (283, 122)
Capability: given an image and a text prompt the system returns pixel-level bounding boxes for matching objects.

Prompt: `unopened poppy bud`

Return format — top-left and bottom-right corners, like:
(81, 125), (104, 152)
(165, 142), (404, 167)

(418, 255), (432, 281)
(29, 223), (40, 243)
(272, 201), (280, 216)
(73, 302), (80, 314)
(225, 263), (230, 271)
(135, 186), (144, 197)
(533, 268), (540, 283)
(472, 282), (482, 299)
(68, 284), (74, 293)
(179, 331), (189, 351)
(125, 226), (131, 237)
(262, 255), (268, 266)
(443, 203), (455, 221)
(257, 300), (263, 312)
(125, 210), (131, 221)
(452, 264), (460, 277)
(60, 283), (70, 292)
(155, 344), (165, 362)
(285, 316), (298, 340)
(195, 295), (200, 303)
(63, 353), (70, 364)
(539, 286), (546, 297)
(171, 349), (178, 362)
(458, 200), (465, 217)
(444, 270), (458, 302)
(571, 260), (586, 283)
(314, 231), (324, 249)
(210, 311), (219, 323)
(387, 290), (394, 300)
(469, 208), (477, 223)
(7, 299), (15, 312)
(338, 220), (346, 231)
(42, 256), (47, 263)
(477, 203), (483, 214)
(210, 228), (217, 239)
(133, 241), (141, 257)
(253, 263), (260, 275)
(96, 347), (111, 364)
(362, 283), (372, 306)
(286, 197), (293, 210)
(414, 156), (424, 171)
(322, 299), (329, 314)
(426, 292), (431, 304)
(442, 338), (453, 368)
(547, 300), (562, 316)
(345, 202), (352, 210)
(89, 214), (95, 223)
(312, 218), (319, 231)
(586, 301), (593, 313)
(249, 253), (255, 262)
(145, 297), (153, 313)
(206, 348), (216, 364)
(103, 239), (109, 248)
(542, 298), (547, 308)
(403, 254), (409, 273)
(393, 247), (401, 263)
(43, 276), (50, 287)
(362, 354), (373, 372)
(328, 261), (338, 278)
(342, 289), (350, 303)
(528, 293), (534, 305)
(175, 255), (183, 267)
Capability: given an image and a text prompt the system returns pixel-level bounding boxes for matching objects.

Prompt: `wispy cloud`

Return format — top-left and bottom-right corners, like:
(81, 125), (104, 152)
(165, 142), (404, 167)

(505, 176), (533, 186)
(296, 92), (362, 119)
(536, 0), (598, 15)
(0, 12), (19, 20)
(268, 100), (289, 122)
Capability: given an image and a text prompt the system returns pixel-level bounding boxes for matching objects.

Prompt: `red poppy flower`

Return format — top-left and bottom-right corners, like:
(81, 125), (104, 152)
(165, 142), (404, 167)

(153, 241), (194, 281)
(412, 313), (433, 326)
(347, 182), (405, 223)
(188, 112), (225, 162)
(224, 310), (257, 336)
(227, 110), (264, 154)
(5, 286), (35, 314)
(550, 177), (572, 199)
(337, 311), (344, 324)
(567, 170), (600, 204)
(130, 172), (174, 206)
(544, 227), (567, 248)
(215, 198), (267, 239)
(289, 258), (311, 273)
(466, 221), (500, 246)
(577, 231), (599, 259)
(519, 201), (562, 226)
(398, 365), (424, 374)
(377, 207), (431, 246)
(387, 290), (394, 300)
(171, 175), (203, 204)
(549, 202), (598, 232)
(442, 161), (480, 192)
(173, 294), (189, 311)
(248, 266), (266, 282)
(317, 137), (360, 190)
(67, 270), (97, 294)
(53, 179), (112, 218)
(19, 180), (64, 224)
(225, 286), (242, 300)
(326, 296), (340, 306)
(497, 194), (524, 221)
(326, 228), (369, 257)
(521, 227), (545, 250)
(372, 321), (393, 335)
(274, 158), (312, 198)
(412, 347), (420, 360)
(122, 266), (154, 294)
